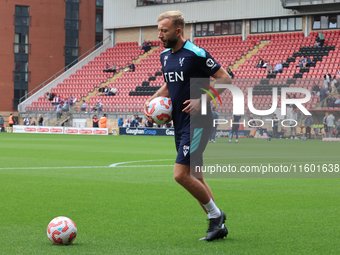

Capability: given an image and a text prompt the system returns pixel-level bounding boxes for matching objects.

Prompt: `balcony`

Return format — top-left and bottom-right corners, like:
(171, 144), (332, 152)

(13, 71), (31, 82)
(13, 43), (31, 54)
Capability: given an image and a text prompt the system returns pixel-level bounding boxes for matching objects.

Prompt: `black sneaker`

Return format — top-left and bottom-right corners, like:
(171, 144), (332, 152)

(205, 210), (228, 241)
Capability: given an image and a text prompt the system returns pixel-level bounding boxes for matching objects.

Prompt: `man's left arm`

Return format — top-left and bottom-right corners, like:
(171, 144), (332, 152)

(182, 67), (232, 114)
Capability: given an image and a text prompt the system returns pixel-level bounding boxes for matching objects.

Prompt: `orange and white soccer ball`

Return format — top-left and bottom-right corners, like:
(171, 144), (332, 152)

(148, 97), (172, 125)
(47, 216), (77, 245)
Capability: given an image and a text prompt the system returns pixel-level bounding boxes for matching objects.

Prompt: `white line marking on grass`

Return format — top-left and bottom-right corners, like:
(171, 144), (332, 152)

(109, 159), (173, 167)
(0, 166), (110, 170)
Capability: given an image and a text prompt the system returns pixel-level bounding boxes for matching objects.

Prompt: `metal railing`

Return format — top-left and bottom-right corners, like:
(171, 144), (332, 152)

(18, 36), (111, 113)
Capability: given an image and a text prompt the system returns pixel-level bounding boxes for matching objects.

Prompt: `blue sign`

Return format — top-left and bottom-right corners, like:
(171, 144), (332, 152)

(119, 127), (175, 136)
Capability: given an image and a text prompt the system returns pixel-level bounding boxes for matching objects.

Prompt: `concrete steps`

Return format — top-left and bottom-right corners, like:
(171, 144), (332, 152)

(231, 41), (270, 70)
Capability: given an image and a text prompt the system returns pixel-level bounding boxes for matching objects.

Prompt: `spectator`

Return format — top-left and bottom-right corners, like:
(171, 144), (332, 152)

(304, 115), (313, 139)
(314, 32), (325, 47)
(62, 100), (69, 112)
(290, 109), (297, 138)
(81, 100), (87, 112)
(99, 114), (107, 128)
(23, 115), (30, 126)
(69, 94), (74, 108)
(323, 112), (329, 134)
(38, 114), (44, 126)
(92, 100), (103, 112)
(123, 117), (131, 127)
(297, 56), (311, 68)
(330, 76), (338, 94)
(312, 83), (320, 96)
(141, 40), (152, 53)
(334, 95), (340, 107)
(92, 115), (99, 128)
(335, 118), (340, 138)
(8, 113), (14, 128)
(274, 61), (283, 74)
(255, 58), (264, 68)
(31, 120), (36, 126)
(46, 91), (55, 101)
(227, 68), (234, 79)
(53, 95), (60, 106)
(324, 71), (331, 87)
(107, 87), (117, 96)
(129, 62), (135, 72)
(266, 62), (273, 74)
(56, 104), (62, 119)
(118, 115), (124, 127)
(103, 62), (117, 74)
(98, 86), (106, 94)
(319, 86), (328, 107)
(272, 113), (279, 138)
(327, 113), (335, 138)
(145, 119), (153, 127)
(326, 95), (336, 108)
(98, 86), (110, 96)
(0, 115), (4, 132)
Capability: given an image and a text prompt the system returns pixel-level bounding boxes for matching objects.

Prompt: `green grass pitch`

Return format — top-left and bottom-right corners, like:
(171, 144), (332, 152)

(0, 133), (339, 254)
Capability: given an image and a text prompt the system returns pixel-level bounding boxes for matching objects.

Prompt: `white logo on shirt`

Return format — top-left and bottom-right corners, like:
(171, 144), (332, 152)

(179, 58), (185, 67)
(206, 58), (217, 70)
(183, 145), (190, 157)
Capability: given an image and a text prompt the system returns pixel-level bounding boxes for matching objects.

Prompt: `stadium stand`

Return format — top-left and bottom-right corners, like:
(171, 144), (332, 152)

(26, 42), (143, 112)
(25, 31), (339, 115)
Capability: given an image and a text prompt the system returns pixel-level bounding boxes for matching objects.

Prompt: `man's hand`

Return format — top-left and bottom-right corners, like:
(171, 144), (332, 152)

(182, 98), (201, 115)
(144, 98), (154, 123)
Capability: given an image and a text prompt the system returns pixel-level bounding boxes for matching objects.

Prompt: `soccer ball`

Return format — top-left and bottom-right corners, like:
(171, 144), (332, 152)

(47, 216), (77, 245)
(148, 97), (172, 125)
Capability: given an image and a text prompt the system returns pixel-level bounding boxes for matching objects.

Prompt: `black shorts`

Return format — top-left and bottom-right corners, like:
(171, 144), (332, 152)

(175, 127), (212, 166)
(231, 124), (239, 133)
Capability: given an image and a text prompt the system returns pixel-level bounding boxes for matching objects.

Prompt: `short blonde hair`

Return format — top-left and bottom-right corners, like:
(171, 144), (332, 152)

(157, 10), (185, 31)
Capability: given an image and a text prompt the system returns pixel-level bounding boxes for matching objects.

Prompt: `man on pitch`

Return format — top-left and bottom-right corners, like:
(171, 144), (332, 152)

(144, 11), (232, 241)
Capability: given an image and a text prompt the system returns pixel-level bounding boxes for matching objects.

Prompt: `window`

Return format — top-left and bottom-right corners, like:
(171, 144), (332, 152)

(235, 21), (242, 34)
(222, 22), (228, 35)
(194, 20), (242, 37)
(215, 22), (221, 36)
(208, 23), (214, 35)
(273, 19), (280, 31)
(280, 18), (287, 31)
(202, 23), (207, 36)
(250, 17), (302, 33)
(251, 20), (257, 33)
(288, 18), (295, 31)
(313, 14), (340, 30)
(313, 16), (321, 29)
(265, 20), (272, 32)
(96, 0), (103, 7)
(14, 61), (21, 71)
(321, 16), (328, 29)
(258, 20), (264, 33)
(229, 22), (235, 34)
(329, 15), (337, 28)
(296, 17), (302, 30)
(195, 24), (201, 36)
